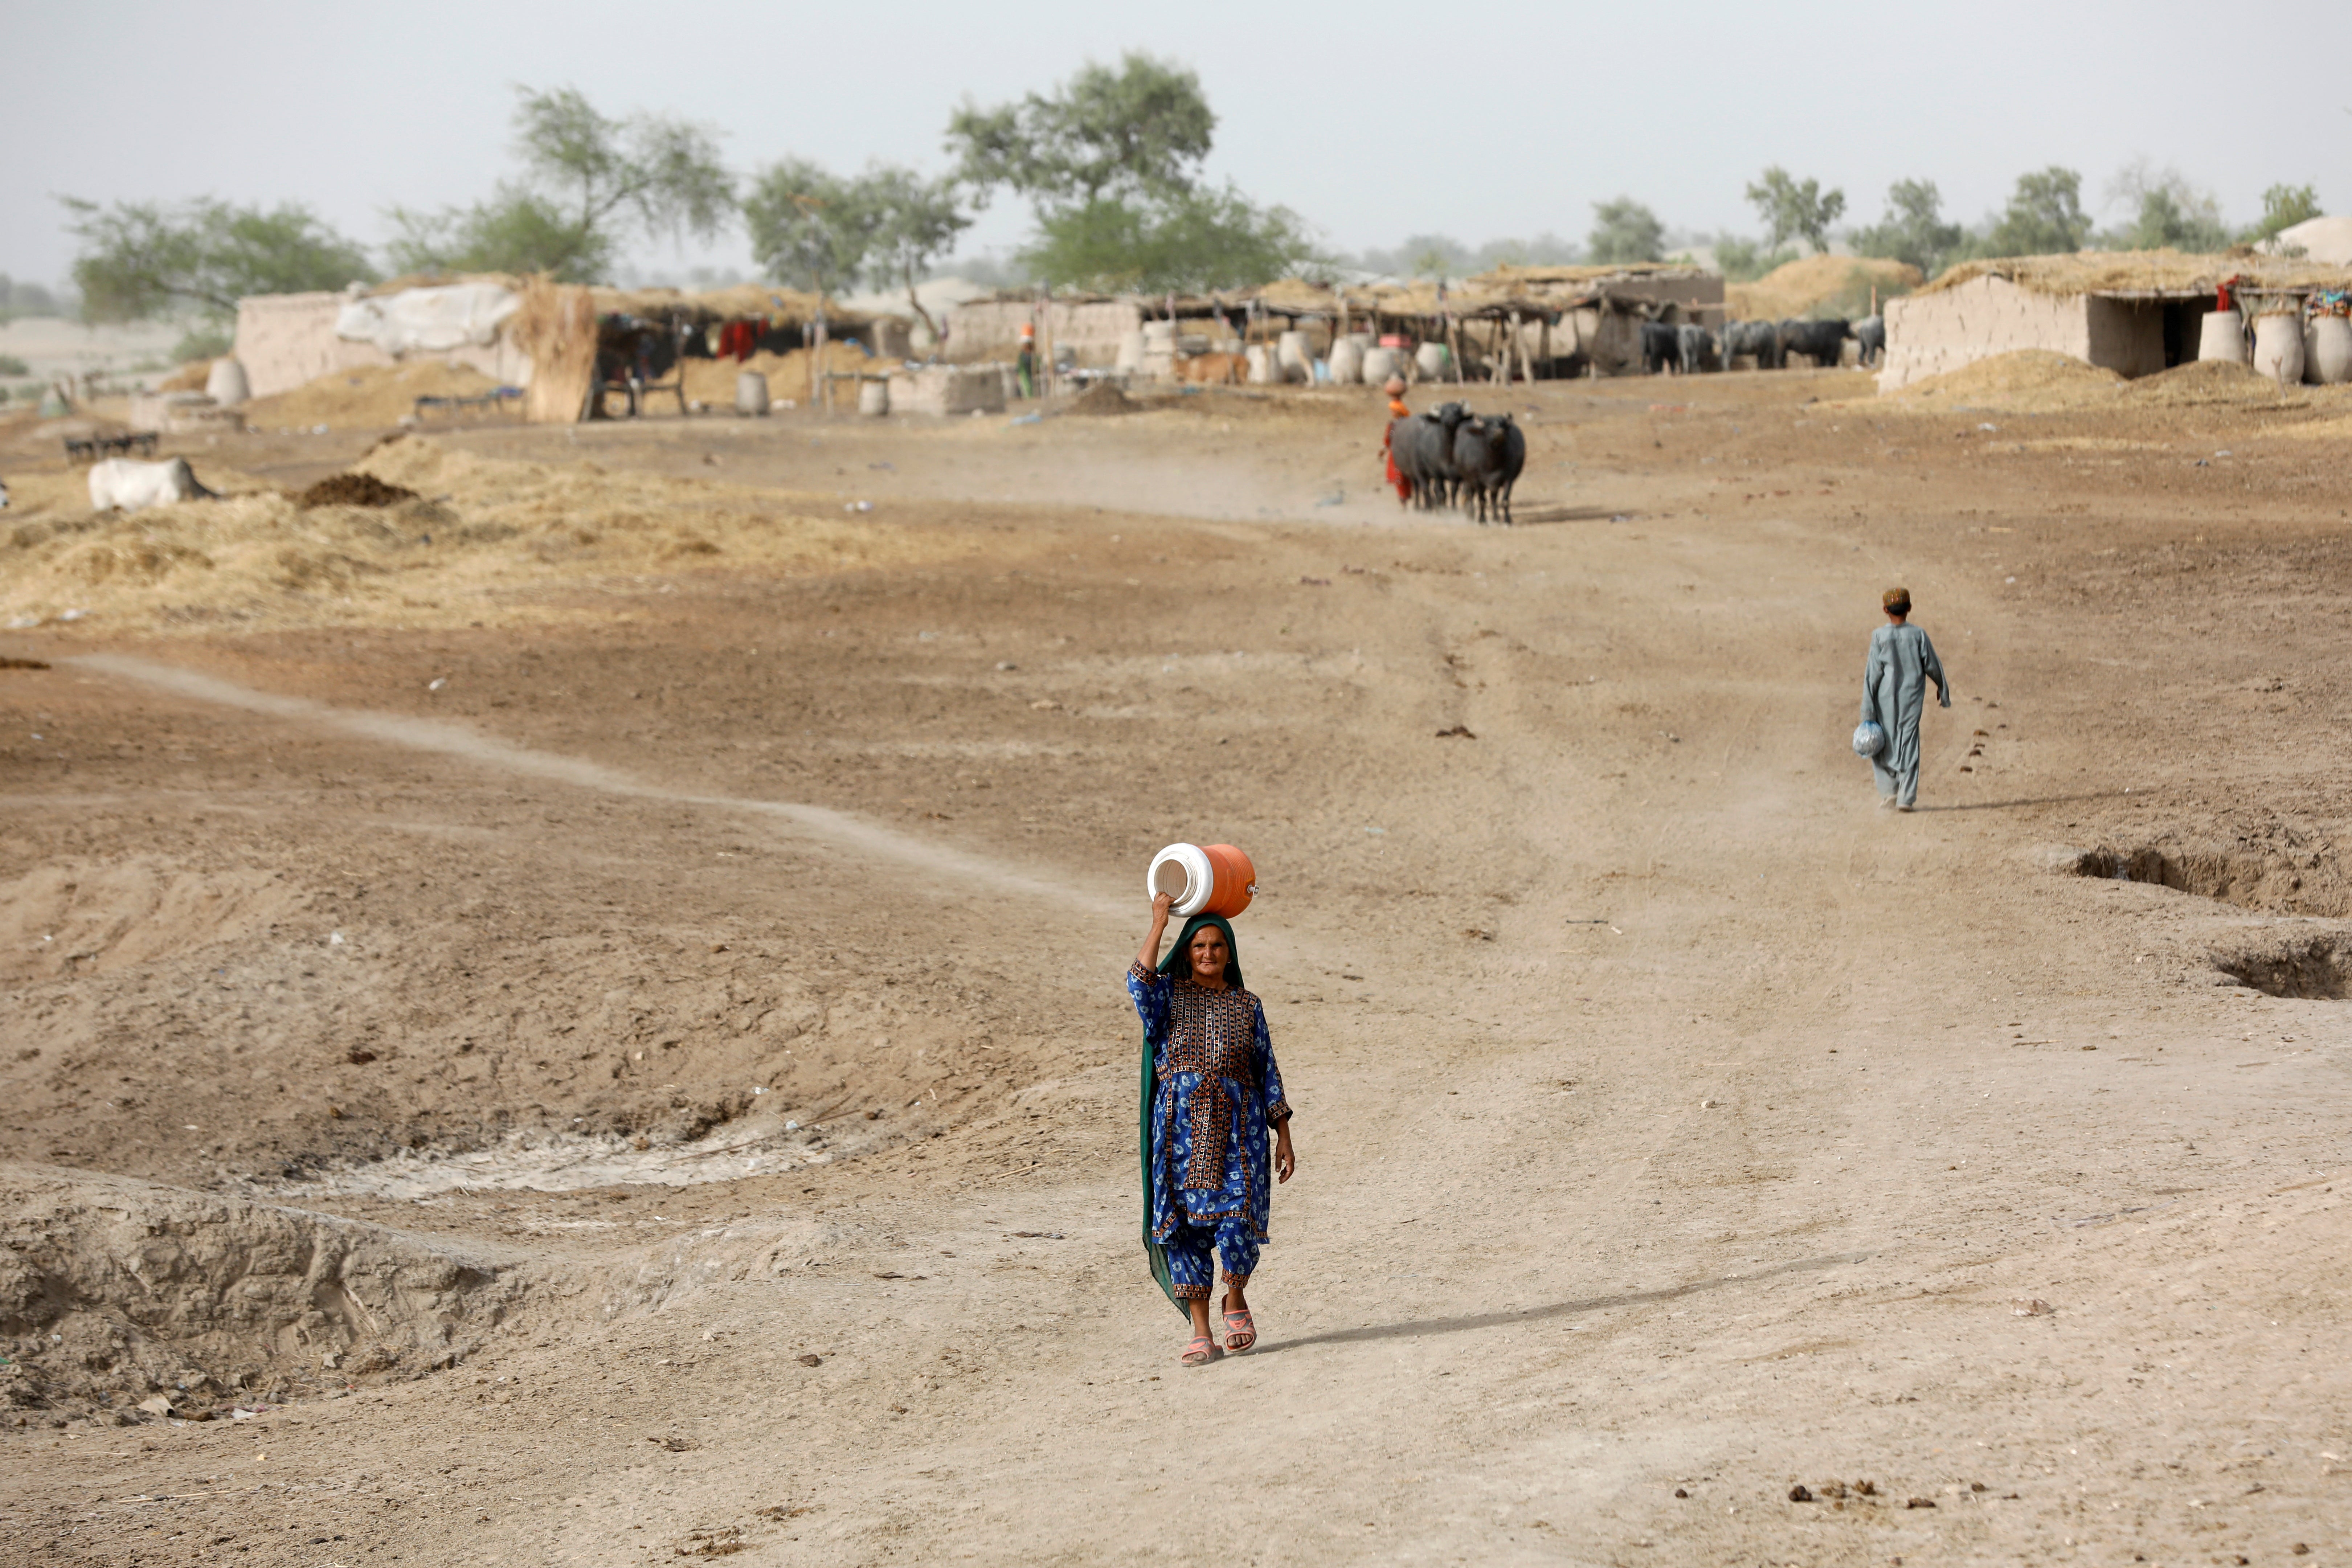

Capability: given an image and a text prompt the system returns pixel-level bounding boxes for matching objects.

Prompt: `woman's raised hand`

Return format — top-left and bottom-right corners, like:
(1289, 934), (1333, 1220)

(1137, 891), (1175, 971)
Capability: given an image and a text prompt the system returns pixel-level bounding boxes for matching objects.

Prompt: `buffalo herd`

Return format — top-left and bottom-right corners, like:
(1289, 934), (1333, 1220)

(1390, 402), (1526, 525)
(1644, 313), (1885, 375)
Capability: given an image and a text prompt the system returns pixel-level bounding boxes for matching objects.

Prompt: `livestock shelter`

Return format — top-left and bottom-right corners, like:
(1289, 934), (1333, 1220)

(230, 277), (903, 419)
(1877, 251), (2352, 392)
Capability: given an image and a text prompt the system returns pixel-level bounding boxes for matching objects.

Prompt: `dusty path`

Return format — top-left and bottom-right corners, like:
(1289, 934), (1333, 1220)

(6, 370), (2352, 1566)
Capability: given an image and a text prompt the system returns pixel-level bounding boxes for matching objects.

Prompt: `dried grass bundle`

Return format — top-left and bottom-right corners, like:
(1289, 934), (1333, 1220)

(510, 278), (596, 424)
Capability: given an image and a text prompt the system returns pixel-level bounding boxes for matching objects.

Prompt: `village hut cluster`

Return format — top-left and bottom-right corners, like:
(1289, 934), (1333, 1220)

(151, 210), (2352, 434)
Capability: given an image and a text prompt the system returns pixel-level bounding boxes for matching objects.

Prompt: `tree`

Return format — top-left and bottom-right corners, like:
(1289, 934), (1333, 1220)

(1587, 198), (1665, 264)
(946, 53), (1214, 209)
(1985, 167), (2091, 257)
(387, 86), (732, 281)
(2243, 182), (2321, 246)
(2101, 161), (2229, 253)
(61, 196), (375, 323)
(1019, 183), (1314, 295)
(858, 166), (972, 338)
(1850, 179), (1967, 276)
(1744, 167), (1846, 254)
(1711, 237), (1797, 282)
(744, 158), (880, 300)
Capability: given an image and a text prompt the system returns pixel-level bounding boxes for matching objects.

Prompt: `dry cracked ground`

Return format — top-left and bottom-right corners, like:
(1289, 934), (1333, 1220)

(4, 363), (2352, 1567)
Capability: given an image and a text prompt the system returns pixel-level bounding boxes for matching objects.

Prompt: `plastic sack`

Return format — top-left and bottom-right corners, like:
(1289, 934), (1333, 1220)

(1852, 721), (1886, 758)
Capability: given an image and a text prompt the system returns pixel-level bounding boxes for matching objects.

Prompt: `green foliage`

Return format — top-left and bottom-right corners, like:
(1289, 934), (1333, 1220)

(61, 196), (376, 322)
(0, 353), (29, 377)
(387, 188), (608, 281)
(387, 86), (732, 281)
(170, 326), (233, 363)
(744, 158), (880, 299)
(1019, 185), (1314, 295)
(1744, 168), (1846, 254)
(947, 53), (1214, 209)
(1711, 237), (1798, 282)
(857, 166), (971, 335)
(2244, 182), (2322, 245)
(2100, 162), (2228, 253)
(1587, 198), (1665, 264)
(1985, 167), (2091, 258)
(1850, 179), (1967, 275)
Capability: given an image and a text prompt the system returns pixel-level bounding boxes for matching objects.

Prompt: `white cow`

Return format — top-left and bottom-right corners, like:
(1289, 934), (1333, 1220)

(88, 457), (216, 512)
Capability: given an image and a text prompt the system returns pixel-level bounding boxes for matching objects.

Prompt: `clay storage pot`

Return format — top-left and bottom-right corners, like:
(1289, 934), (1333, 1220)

(1361, 347), (1402, 386)
(1414, 341), (1451, 380)
(1327, 337), (1364, 384)
(2251, 312), (2304, 384)
(2196, 308), (2247, 364)
(735, 370), (770, 415)
(2306, 316), (2352, 386)
(857, 379), (889, 415)
(1147, 843), (1258, 919)
(204, 357), (250, 407)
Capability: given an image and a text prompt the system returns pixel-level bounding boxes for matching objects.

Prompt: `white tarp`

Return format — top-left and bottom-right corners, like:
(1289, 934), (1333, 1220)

(334, 283), (519, 356)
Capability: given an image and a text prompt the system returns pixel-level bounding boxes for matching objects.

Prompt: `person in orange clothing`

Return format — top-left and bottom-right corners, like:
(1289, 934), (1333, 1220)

(1380, 374), (1413, 505)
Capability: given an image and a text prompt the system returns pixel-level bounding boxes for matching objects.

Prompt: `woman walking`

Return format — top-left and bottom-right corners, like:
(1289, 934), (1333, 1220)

(1129, 892), (1296, 1366)
(1862, 586), (1951, 811)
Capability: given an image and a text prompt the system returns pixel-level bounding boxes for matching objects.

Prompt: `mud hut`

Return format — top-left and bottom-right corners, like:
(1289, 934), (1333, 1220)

(1877, 251), (2352, 392)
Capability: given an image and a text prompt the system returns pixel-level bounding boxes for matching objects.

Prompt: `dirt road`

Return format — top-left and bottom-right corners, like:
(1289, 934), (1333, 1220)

(5, 366), (2351, 1566)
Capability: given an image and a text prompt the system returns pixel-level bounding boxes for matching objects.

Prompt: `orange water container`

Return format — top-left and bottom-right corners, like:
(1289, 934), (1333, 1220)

(1147, 842), (1257, 919)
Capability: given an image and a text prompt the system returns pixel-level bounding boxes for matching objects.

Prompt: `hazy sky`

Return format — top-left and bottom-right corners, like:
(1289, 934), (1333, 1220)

(9, 0), (2347, 290)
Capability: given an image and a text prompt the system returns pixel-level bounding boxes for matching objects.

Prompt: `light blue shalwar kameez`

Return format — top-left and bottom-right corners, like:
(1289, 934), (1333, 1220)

(1861, 622), (1950, 808)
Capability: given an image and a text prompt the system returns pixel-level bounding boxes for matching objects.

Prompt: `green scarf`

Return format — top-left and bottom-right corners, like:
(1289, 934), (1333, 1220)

(1140, 914), (1244, 1315)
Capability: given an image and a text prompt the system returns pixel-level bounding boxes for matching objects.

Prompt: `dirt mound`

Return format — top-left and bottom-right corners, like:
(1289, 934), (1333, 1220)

(2120, 357), (2301, 409)
(0, 1166), (522, 1417)
(0, 434), (968, 632)
(0, 857), (305, 984)
(245, 361), (506, 431)
(298, 471), (421, 509)
(1066, 382), (1140, 416)
(1876, 349), (2124, 410)
(1728, 255), (1921, 321)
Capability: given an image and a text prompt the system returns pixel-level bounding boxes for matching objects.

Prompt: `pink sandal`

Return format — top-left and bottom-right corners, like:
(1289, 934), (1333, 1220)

(1181, 1334), (1222, 1367)
(1222, 1307), (1257, 1353)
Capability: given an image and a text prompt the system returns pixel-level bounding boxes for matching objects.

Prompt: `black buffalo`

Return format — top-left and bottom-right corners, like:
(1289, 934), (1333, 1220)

(1854, 314), (1886, 367)
(1640, 320), (1681, 375)
(1778, 318), (1853, 369)
(1453, 413), (1525, 525)
(1675, 323), (1713, 375)
(1392, 402), (1473, 510)
(1721, 319), (1781, 370)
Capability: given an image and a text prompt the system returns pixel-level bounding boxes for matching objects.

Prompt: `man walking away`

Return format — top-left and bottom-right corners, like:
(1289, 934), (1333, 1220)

(1862, 587), (1950, 811)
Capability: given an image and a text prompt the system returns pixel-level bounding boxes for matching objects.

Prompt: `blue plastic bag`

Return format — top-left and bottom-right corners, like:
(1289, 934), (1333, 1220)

(1852, 721), (1886, 758)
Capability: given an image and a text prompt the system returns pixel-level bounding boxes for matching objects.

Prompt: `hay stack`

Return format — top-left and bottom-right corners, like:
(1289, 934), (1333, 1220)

(510, 278), (596, 423)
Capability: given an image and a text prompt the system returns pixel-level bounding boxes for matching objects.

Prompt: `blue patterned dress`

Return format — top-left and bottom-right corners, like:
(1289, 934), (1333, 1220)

(1127, 959), (1292, 1299)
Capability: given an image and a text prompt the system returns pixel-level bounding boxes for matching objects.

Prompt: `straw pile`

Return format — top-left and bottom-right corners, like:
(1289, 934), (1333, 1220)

(245, 363), (504, 431)
(1868, 348), (2310, 414)
(1728, 256), (1920, 321)
(1872, 349), (2121, 410)
(509, 278), (596, 424)
(0, 435), (968, 634)
(1920, 249), (2352, 299)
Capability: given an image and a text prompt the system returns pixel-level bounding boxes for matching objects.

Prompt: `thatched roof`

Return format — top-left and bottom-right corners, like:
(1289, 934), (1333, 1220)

(1468, 262), (1715, 292)
(360, 272), (888, 326)
(1921, 249), (2352, 299)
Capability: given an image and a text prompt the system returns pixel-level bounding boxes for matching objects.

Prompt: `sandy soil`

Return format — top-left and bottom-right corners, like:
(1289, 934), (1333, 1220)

(5, 365), (2352, 1567)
